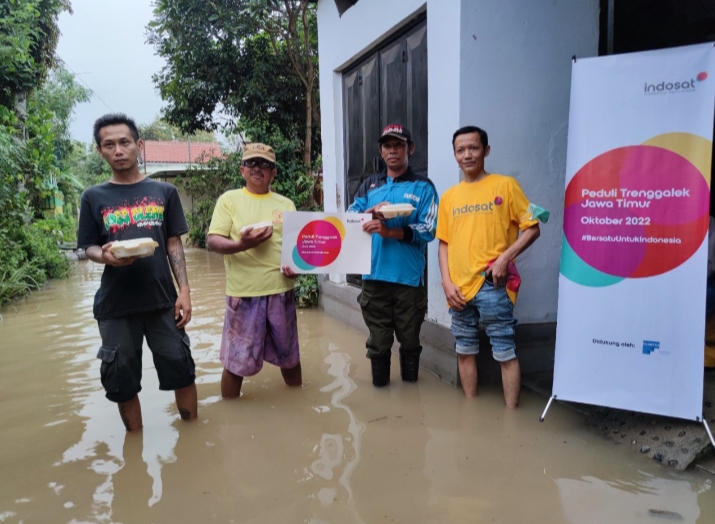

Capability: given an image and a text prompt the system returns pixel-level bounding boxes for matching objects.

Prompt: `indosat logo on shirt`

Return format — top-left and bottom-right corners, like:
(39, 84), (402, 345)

(452, 196), (503, 216)
(644, 71), (707, 95)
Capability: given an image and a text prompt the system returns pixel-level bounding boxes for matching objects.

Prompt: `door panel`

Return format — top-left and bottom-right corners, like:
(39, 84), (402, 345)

(406, 24), (428, 176)
(361, 56), (381, 186)
(380, 39), (408, 129)
(342, 19), (427, 286)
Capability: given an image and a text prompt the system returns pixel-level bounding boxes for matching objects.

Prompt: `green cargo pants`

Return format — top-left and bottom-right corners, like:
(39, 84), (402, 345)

(357, 280), (428, 360)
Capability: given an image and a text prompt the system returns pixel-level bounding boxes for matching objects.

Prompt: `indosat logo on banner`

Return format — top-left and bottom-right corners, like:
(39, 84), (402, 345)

(643, 71), (708, 95)
(561, 132), (711, 287)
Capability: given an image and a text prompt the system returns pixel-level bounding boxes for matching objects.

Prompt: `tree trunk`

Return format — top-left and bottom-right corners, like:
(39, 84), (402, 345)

(304, 80), (315, 207)
(13, 91), (28, 140)
(304, 83), (312, 172)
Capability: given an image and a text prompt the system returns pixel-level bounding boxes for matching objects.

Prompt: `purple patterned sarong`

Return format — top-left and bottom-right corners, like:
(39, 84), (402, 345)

(220, 290), (300, 377)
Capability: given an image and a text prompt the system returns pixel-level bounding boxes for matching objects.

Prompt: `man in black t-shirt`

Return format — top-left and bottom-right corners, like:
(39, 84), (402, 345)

(77, 113), (197, 432)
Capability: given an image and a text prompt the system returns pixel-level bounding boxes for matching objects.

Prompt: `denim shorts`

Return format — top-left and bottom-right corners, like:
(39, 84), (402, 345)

(97, 308), (196, 403)
(449, 282), (517, 362)
(220, 290), (300, 377)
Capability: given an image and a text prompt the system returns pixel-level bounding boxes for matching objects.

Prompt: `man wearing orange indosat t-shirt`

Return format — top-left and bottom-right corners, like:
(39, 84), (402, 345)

(207, 143), (301, 399)
(436, 126), (540, 408)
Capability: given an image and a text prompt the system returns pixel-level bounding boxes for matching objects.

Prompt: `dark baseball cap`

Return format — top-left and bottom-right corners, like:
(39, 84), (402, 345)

(378, 123), (412, 143)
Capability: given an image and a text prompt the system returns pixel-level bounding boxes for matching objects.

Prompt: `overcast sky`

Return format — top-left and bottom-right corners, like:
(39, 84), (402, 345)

(56, 0), (166, 143)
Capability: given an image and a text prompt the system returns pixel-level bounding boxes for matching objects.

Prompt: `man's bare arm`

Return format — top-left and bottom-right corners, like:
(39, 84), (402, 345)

(439, 240), (467, 310)
(167, 235), (191, 328)
(487, 225), (541, 285)
(207, 228), (273, 254)
(85, 243), (138, 266)
(167, 236), (190, 292)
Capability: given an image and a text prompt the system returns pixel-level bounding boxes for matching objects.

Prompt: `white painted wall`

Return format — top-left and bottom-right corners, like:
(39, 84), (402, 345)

(316, 0), (600, 326)
(457, 0), (599, 324)
(425, 0), (462, 325)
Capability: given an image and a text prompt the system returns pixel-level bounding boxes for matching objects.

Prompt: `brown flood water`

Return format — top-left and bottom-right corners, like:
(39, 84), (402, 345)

(0, 248), (713, 524)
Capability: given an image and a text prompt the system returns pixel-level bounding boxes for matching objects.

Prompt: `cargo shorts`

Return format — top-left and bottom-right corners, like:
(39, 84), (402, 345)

(96, 307), (196, 403)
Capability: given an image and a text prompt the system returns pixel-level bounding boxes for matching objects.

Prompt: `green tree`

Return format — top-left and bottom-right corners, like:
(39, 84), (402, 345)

(147, 0), (320, 173)
(31, 65), (91, 216)
(0, 0), (72, 109)
(33, 65), (91, 165)
(139, 115), (216, 143)
(70, 143), (111, 187)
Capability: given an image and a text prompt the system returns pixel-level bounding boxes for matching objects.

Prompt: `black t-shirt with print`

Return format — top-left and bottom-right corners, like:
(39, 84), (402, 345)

(77, 178), (189, 320)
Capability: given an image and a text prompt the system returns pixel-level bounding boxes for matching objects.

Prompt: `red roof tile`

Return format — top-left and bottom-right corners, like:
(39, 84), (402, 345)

(142, 140), (222, 164)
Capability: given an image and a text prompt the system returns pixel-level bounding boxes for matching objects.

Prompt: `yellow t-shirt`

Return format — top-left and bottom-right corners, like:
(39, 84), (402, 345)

(208, 188), (296, 297)
(436, 174), (538, 304)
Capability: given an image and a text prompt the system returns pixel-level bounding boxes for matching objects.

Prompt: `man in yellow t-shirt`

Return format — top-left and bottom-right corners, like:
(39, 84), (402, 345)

(436, 126), (541, 408)
(207, 143), (301, 399)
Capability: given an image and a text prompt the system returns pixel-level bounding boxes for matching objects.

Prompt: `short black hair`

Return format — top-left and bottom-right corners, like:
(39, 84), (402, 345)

(93, 113), (140, 146)
(452, 126), (488, 150)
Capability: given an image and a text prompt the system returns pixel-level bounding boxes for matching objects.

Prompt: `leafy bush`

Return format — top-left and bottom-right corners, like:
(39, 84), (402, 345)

(32, 214), (77, 242)
(295, 274), (318, 308)
(185, 200), (216, 249)
(23, 219), (71, 279)
(175, 150), (243, 247)
(0, 109), (75, 307)
(0, 264), (41, 311)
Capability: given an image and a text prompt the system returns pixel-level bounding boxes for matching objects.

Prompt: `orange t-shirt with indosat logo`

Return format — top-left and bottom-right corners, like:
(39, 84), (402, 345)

(436, 174), (538, 304)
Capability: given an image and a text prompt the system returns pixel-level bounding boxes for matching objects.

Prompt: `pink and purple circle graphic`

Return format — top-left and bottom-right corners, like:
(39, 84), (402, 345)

(563, 140), (710, 286)
(292, 219), (345, 271)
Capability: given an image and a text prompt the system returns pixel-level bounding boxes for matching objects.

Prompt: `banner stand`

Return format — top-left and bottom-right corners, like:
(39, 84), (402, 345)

(539, 395), (556, 423)
(540, 400), (715, 448)
(548, 43), (715, 447)
(702, 417), (715, 447)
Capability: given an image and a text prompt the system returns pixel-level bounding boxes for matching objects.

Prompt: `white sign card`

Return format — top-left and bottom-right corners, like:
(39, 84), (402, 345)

(281, 212), (372, 274)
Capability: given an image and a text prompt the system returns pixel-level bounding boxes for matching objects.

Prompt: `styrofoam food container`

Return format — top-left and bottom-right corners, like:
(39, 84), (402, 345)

(380, 204), (415, 219)
(239, 221), (274, 234)
(109, 238), (159, 258)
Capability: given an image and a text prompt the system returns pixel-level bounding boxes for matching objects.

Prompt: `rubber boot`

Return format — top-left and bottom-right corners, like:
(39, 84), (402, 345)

(400, 354), (420, 383)
(371, 357), (391, 387)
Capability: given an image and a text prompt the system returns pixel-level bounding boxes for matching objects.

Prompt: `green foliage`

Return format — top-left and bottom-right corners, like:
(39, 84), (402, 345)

(150, 0), (321, 304)
(294, 274), (318, 308)
(0, 264), (40, 311)
(0, 0), (71, 108)
(31, 214), (76, 241)
(29, 65), (91, 217)
(32, 65), (91, 154)
(22, 99), (60, 210)
(139, 115), (216, 143)
(177, 125), (320, 247)
(69, 143), (112, 188)
(147, 0), (320, 168)
(0, 107), (31, 230)
(0, 59), (91, 308)
(175, 151), (244, 247)
(241, 120), (318, 210)
(23, 217), (72, 279)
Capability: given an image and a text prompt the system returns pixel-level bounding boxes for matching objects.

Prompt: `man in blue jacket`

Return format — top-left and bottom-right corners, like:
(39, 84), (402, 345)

(348, 124), (439, 386)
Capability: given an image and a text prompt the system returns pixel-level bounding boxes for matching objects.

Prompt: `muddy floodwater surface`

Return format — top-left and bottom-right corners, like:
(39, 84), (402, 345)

(0, 249), (713, 523)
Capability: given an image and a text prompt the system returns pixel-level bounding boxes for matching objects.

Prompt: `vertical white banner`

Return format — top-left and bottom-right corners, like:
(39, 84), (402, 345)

(554, 43), (715, 420)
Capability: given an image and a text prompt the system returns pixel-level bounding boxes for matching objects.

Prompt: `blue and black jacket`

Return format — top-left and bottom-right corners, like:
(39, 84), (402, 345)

(347, 167), (438, 286)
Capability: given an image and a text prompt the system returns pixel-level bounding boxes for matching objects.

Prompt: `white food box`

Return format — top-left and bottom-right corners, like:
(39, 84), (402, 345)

(109, 238), (159, 258)
(380, 204), (415, 219)
(239, 221), (274, 234)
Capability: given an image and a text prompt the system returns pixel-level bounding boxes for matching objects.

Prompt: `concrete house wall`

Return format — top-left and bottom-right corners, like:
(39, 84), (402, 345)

(316, 0), (599, 383)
